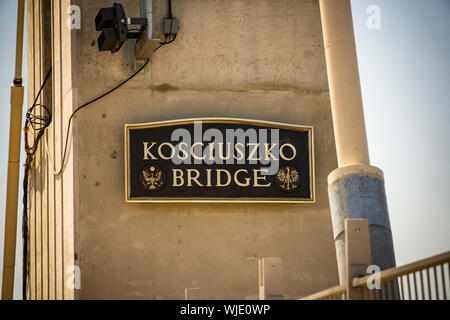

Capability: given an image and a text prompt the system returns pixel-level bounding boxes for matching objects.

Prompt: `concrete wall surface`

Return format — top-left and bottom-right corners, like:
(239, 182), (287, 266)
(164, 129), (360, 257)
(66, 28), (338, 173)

(27, 0), (76, 300)
(28, 0), (339, 299)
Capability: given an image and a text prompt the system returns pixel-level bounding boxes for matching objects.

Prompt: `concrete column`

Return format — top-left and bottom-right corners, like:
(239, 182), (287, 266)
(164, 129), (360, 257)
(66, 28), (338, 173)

(319, 0), (396, 283)
(319, 0), (369, 167)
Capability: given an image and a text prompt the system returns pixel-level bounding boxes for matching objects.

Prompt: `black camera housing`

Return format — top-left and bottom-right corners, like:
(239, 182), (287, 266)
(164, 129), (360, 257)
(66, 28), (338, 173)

(95, 3), (146, 53)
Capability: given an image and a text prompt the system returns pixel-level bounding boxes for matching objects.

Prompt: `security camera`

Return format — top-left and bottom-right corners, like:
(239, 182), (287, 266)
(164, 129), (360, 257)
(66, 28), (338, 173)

(95, 3), (147, 53)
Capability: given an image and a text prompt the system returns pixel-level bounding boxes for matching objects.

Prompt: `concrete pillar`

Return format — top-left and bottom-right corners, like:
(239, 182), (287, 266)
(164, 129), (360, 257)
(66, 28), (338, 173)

(319, 0), (396, 283)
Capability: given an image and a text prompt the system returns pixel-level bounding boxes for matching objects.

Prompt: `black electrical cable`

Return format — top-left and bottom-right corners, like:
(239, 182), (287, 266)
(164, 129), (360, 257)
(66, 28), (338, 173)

(21, 11), (178, 297)
(162, 33), (177, 45)
(22, 160), (30, 300)
(54, 57), (150, 176)
(57, 12), (180, 174)
(159, 8), (177, 47)
(22, 57), (151, 299)
(21, 58), (150, 297)
(22, 126), (49, 299)
(22, 67), (53, 300)
(30, 67), (52, 112)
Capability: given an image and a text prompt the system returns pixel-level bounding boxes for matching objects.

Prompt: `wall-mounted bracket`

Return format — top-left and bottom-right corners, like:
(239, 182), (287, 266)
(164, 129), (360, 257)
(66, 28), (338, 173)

(122, 36), (160, 73)
(122, 0), (160, 72)
(136, 28), (160, 60)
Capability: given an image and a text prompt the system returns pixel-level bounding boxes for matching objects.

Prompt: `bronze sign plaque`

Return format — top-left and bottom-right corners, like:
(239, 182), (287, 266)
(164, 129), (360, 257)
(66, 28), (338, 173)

(125, 118), (315, 203)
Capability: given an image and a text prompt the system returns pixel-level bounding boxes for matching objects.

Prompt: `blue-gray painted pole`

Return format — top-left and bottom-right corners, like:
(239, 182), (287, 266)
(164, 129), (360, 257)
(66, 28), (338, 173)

(319, 0), (396, 283)
(328, 166), (396, 283)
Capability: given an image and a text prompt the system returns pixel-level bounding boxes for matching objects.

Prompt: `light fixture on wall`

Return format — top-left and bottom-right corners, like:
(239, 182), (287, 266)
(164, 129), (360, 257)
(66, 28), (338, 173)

(95, 3), (148, 53)
(95, 1), (179, 71)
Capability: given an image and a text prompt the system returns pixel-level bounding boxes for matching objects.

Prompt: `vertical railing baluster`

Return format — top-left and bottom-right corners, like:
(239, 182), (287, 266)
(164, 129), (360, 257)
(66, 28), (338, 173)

(406, 273), (412, 300)
(413, 271), (418, 300)
(402, 275), (407, 300)
(447, 263), (450, 300)
(393, 278), (400, 300)
(419, 270), (425, 300)
(391, 278), (399, 300)
(386, 280), (394, 300)
(440, 264), (447, 300)
(380, 280), (386, 300)
(304, 254), (450, 301)
(397, 276), (405, 300)
(433, 266), (439, 300)
(371, 286), (376, 300)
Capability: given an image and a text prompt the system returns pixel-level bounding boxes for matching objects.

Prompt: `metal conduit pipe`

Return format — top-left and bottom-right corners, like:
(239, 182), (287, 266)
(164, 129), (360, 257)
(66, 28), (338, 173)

(2, 0), (26, 300)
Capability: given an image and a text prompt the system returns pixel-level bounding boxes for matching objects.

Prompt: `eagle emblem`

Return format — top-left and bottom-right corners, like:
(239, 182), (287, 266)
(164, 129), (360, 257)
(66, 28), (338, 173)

(276, 165), (300, 192)
(139, 165), (165, 192)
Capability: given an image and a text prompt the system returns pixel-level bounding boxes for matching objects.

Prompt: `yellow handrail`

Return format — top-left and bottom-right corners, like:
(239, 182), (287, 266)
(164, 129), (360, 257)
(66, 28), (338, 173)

(353, 251), (450, 288)
(299, 284), (346, 300)
(301, 251), (450, 300)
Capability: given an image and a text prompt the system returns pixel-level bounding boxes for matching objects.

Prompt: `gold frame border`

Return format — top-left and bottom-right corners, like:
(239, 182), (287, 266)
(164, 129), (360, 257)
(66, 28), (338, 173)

(124, 118), (315, 204)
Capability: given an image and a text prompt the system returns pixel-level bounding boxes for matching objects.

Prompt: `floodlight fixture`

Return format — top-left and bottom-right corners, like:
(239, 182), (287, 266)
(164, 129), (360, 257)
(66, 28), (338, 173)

(95, 3), (148, 53)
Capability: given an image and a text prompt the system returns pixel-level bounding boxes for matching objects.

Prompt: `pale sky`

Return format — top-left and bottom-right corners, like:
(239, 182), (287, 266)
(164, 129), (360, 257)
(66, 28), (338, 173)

(351, 0), (450, 264)
(0, 0), (449, 300)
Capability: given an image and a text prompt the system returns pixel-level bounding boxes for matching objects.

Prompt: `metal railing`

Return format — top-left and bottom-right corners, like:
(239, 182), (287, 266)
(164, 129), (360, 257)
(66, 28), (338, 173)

(299, 284), (347, 300)
(301, 251), (450, 300)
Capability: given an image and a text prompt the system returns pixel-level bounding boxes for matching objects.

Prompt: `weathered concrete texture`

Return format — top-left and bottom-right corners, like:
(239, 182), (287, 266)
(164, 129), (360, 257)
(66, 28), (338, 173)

(23, 0), (342, 299)
(328, 166), (396, 283)
(26, 0), (76, 300)
(71, 0), (339, 300)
